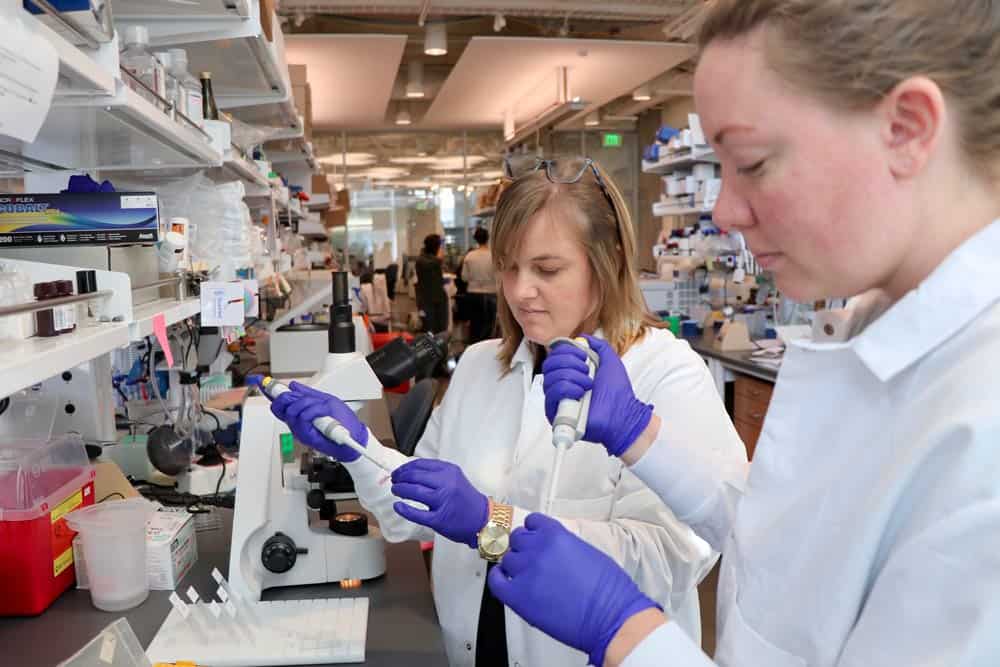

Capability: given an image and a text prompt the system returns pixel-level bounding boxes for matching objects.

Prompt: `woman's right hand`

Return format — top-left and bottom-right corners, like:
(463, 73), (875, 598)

(542, 334), (653, 458)
(270, 382), (369, 462)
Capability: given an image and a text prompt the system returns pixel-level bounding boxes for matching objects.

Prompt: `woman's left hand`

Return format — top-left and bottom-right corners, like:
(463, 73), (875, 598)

(542, 334), (653, 457)
(391, 459), (489, 548)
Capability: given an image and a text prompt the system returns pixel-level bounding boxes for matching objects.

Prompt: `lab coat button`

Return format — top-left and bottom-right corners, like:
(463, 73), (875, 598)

(466, 642), (473, 651)
(475, 570), (481, 577)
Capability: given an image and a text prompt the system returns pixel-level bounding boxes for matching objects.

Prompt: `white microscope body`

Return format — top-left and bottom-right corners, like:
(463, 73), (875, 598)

(229, 273), (388, 602)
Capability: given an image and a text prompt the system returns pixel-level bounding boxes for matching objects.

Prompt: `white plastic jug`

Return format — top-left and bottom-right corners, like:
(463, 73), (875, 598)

(66, 498), (157, 612)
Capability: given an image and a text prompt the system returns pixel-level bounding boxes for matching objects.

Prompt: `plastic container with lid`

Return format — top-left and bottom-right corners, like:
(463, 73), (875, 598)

(0, 435), (96, 616)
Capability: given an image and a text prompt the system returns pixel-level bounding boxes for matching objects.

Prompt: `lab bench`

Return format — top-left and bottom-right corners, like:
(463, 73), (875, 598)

(0, 507), (449, 667)
(683, 333), (777, 459)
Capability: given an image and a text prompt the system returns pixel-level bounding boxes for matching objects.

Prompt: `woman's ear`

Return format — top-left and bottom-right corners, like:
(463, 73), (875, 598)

(877, 76), (946, 181)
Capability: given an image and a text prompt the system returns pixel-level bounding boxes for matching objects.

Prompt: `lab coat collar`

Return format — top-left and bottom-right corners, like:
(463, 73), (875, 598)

(853, 219), (1000, 383)
(507, 328), (608, 371)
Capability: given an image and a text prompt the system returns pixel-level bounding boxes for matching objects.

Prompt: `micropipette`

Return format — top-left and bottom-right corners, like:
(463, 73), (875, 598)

(250, 375), (398, 474)
(544, 338), (599, 515)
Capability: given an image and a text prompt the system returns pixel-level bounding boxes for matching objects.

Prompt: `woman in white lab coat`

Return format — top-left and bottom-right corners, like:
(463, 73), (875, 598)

(486, 2), (1000, 666)
(269, 159), (746, 666)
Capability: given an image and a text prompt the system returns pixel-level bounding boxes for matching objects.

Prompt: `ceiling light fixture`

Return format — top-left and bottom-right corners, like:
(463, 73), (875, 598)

(395, 107), (412, 125)
(406, 61), (425, 99)
(424, 22), (448, 56)
(390, 156), (439, 165)
(318, 152), (377, 167)
(632, 85), (652, 101)
(585, 112), (600, 127)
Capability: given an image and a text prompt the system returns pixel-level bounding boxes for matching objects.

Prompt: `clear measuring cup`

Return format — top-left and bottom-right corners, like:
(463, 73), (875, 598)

(66, 498), (157, 612)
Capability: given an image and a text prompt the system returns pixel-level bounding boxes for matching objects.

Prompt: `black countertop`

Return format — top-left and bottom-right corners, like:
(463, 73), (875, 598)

(682, 333), (779, 384)
(0, 509), (447, 667)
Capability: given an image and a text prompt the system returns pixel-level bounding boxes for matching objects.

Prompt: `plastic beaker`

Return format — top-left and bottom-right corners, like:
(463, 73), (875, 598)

(65, 498), (156, 612)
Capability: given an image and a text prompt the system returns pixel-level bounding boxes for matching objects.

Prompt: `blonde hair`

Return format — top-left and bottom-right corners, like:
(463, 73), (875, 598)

(491, 161), (661, 369)
(699, 0), (1000, 177)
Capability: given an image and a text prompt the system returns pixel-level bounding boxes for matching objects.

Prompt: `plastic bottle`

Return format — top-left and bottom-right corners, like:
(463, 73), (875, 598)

(121, 26), (165, 106)
(76, 270), (98, 327)
(169, 49), (204, 127)
(55, 280), (77, 334)
(155, 51), (179, 118)
(200, 71), (220, 121)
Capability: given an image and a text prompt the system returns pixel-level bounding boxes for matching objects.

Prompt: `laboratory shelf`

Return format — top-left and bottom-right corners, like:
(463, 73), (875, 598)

(22, 10), (116, 98)
(653, 201), (713, 217)
(129, 297), (202, 341)
(1, 83), (222, 172)
(231, 102), (304, 141)
(266, 138), (317, 170)
(114, 0), (291, 110)
(642, 146), (718, 175)
(0, 323), (130, 398)
(209, 152), (270, 191)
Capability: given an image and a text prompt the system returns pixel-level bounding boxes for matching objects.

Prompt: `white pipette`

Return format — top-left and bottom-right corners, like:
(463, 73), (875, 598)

(544, 338), (599, 515)
(252, 375), (399, 473)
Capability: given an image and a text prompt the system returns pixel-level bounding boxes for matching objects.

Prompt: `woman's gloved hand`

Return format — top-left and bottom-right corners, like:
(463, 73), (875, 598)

(542, 334), (653, 457)
(269, 382), (368, 462)
(390, 459), (489, 548)
(488, 513), (659, 666)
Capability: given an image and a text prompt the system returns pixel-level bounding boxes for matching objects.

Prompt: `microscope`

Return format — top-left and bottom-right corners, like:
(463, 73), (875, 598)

(229, 271), (446, 601)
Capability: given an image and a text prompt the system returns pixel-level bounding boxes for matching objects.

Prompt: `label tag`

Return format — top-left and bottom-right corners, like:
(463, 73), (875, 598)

(99, 632), (116, 664)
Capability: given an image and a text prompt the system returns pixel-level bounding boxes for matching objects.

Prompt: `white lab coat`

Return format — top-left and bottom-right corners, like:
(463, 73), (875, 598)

(345, 328), (746, 666)
(622, 220), (1000, 666)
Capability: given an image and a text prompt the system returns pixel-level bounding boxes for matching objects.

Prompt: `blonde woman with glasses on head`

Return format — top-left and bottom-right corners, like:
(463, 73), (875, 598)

(488, 2), (1000, 666)
(268, 156), (745, 666)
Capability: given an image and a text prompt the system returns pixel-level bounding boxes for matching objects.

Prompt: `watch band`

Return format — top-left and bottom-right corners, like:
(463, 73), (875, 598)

(489, 501), (513, 530)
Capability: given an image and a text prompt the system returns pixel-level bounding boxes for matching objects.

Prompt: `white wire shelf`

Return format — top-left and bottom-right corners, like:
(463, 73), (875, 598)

(113, 0), (289, 109)
(0, 323), (130, 398)
(642, 146), (719, 175)
(653, 201), (714, 217)
(129, 297), (202, 341)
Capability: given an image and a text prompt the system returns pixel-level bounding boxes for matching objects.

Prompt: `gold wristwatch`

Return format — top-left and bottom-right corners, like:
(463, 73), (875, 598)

(477, 499), (513, 562)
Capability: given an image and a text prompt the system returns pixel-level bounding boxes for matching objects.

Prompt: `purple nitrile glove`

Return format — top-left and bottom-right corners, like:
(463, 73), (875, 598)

(488, 513), (658, 667)
(269, 381), (367, 462)
(390, 459), (489, 549)
(542, 334), (653, 457)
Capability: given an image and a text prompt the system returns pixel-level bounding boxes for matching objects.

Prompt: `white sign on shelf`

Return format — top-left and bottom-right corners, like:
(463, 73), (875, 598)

(200, 281), (246, 327)
(0, 12), (58, 143)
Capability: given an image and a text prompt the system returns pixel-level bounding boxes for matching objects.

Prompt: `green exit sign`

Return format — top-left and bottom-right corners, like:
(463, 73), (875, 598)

(602, 133), (623, 148)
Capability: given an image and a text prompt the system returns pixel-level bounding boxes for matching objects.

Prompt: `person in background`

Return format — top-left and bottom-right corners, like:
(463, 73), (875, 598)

(415, 233), (449, 334)
(268, 158), (746, 666)
(460, 226), (498, 343)
(486, 2), (1000, 666)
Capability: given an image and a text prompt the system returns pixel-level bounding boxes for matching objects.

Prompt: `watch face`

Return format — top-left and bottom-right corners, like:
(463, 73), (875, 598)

(479, 522), (510, 557)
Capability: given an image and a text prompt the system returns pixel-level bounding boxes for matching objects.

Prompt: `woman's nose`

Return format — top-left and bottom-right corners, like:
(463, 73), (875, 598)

(712, 178), (754, 233)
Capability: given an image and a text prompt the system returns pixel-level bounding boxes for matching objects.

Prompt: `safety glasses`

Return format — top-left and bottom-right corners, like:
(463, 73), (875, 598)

(502, 156), (623, 239)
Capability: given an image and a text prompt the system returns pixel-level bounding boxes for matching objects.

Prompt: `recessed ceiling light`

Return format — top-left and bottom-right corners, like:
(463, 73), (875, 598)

(633, 85), (652, 101)
(395, 108), (412, 125)
(585, 112), (600, 127)
(318, 152), (377, 167)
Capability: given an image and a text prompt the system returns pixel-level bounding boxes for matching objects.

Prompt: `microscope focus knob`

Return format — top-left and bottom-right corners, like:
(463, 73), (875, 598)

(306, 489), (326, 510)
(261, 532), (307, 574)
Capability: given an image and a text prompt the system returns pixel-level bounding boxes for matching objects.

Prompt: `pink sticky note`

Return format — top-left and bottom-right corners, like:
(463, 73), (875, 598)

(152, 313), (174, 368)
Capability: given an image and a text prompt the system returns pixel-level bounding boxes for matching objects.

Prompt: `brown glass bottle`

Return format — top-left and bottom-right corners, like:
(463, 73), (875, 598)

(200, 72), (220, 121)
(34, 282), (59, 338)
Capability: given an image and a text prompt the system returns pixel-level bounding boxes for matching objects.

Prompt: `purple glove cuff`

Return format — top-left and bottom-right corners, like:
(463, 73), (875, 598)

(607, 401), (654, 457)
(588, 596), (661, 667)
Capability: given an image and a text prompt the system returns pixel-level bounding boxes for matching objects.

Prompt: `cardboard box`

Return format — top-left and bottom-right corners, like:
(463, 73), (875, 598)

(259, 0), (275, 41)
(312, 174), (331, 198)
(325, 208), (347, 228)
(73, 510), (198, 591)
(335, 188), (351, 213)
(0, 192), (159, 247)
